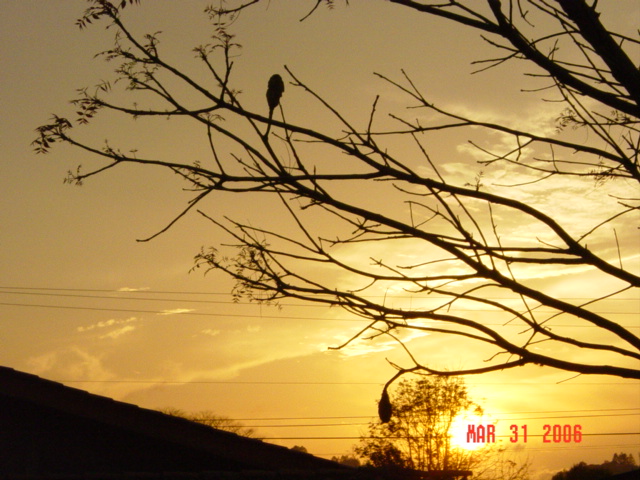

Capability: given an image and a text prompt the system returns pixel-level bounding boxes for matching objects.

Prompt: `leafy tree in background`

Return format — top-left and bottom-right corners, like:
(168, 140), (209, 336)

(356, 377), (480, 471)
(551, 452), (638, 479)
(551, 462), (610, 480)
(160, 407), (257, 438)
(355, 377), (529, 479)
(34, 0), (640, 394)
(330, 454), (361, 468)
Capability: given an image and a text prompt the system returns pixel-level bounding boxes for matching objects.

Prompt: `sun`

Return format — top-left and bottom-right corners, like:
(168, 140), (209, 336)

(449, 412), (490, 451)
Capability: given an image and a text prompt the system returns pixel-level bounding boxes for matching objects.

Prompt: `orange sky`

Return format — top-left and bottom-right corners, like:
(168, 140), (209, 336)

(1, 2), (639, 479)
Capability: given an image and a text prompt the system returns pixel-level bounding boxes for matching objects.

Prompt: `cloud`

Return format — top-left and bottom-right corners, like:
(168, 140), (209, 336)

(76, 317), (139, 340)
(100, 325), (136, 340)
(446, 100), (560, 138)
(322, 324), (430, 358)
(201, 328), (221, 337)
(27, 346), (114, 382)
(117, 286), (151, 292)
(158, 308), (195, 316)
(77, 316), (139, 333)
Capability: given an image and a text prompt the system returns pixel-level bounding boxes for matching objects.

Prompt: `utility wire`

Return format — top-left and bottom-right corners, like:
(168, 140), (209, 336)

(196, 413), (640, 429)
(241, 432), (640, 441)
(174, 409), (640, 428)
(2, 299), (638, 327)
(165, 408), (640, 422)
(0, 302), (341, 321)
(216, 408), (640, 419)
(53, 378), (639, 385)
(1, 287), (638, 316)
(5, 285), (640, 301)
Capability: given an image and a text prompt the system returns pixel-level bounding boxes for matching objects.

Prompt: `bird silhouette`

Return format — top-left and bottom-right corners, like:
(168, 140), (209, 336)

(266, 74), (284, 122)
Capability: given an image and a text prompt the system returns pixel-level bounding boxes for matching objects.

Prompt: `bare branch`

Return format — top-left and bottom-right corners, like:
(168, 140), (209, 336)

(37, 0), (640, 384)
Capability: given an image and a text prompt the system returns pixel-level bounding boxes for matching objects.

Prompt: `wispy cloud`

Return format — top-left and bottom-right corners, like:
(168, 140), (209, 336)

(27, 346), (114, 382)
(77, 317), (139, 340)
(201, 328), (221, 337)
(77, 316), (139, 333)
(100, 325), (136, 340)
(322, 326), (430, 358)
(158, 308), (195, 316)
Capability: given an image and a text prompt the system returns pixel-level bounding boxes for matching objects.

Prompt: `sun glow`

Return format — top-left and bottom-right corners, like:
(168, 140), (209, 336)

(450, 412), (490, 451)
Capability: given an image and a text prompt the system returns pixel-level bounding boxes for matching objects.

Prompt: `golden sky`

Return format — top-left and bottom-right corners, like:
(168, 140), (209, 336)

(1, 2), (639, 479)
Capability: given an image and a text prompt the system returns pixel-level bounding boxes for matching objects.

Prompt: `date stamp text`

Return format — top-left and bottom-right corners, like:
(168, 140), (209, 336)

(466, 424), (583, 444)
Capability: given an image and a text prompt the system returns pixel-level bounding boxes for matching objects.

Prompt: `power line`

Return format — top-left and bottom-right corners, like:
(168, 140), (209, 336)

(2, 299), (638, 327)
(316, 442), (640, 457)
(2, 287), (638, 315)
(127, 408), (640, 426)
(160, 408), (640, 423)
(0, 286), (230, 296)
(240, 432), (640, 441)
(194, 413), (640, 429)
(59, 379), (383, 385)
(229, 409), (640, 420)
(0, 290), (248, 306)
(5, 285), (639, 301)
(170, 409), (640, 428)
(53, 378), (638, 386)
(0, 302), (345, 322)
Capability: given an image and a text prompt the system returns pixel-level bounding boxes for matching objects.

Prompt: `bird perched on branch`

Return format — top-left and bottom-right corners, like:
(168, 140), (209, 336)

(266, 74), (284, 119)
(265, 74), (285, 136)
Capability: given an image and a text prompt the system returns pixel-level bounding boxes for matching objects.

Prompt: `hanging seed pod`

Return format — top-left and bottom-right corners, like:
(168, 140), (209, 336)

(378, 389), (392, 423)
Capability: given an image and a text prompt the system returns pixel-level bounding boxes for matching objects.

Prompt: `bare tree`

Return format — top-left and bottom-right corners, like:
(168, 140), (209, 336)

(34, 0), (640, 392)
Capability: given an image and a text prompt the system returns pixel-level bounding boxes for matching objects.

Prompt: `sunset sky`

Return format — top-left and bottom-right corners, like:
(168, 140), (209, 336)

(1, 1), (639, 479)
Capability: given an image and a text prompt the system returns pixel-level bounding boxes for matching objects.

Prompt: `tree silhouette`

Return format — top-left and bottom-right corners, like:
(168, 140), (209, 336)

(330, 454), (361, 468)
(552, 452), (639, 479)
(357, 377), (480, 472)
(160, 408), (258, 438)
(356, 377), (529, 480)
(34, 1), (640, 389)
(551, 461), (611, 480)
